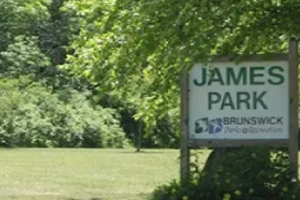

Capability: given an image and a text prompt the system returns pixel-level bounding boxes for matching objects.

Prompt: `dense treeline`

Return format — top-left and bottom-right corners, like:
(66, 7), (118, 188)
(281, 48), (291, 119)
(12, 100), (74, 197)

(0, 0), (179, 148)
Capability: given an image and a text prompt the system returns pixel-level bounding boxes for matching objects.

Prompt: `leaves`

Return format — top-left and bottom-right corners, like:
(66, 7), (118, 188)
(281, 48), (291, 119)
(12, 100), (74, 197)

(62, 0), (300, 127)
(0, 77), (128, 148)
(0, 0), (50, 51)
(0, 35), (51, 77)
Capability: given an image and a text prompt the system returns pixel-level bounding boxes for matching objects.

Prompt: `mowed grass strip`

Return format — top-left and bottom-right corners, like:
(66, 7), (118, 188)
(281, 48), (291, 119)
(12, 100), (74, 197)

(0, 148), (210, 200)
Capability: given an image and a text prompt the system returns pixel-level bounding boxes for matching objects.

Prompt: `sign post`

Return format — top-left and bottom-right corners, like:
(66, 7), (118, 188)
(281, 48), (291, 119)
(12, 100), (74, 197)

(180, 39), (299, 184)
(180, 70), (190, 184)
(288, 38), (299, 179)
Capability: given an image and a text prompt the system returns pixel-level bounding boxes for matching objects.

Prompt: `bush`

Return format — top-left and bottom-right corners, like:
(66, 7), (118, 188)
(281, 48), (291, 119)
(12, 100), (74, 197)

(0, 77), (129, 148)
(143, 108), (180, 148)
(94, 93), (180, 148)
(151, 147), (300, 200)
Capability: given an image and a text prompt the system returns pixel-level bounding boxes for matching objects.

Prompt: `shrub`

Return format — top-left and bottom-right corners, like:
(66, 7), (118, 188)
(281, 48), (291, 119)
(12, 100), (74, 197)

(0, 77), (129, 148)
(144, 108), (180, 148)
(151, 147), (300, 200)
(94, 93), (181, 148)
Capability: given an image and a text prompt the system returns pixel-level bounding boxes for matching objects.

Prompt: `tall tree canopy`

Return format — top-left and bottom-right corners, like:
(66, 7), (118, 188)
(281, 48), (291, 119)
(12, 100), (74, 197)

(63, 0), (300, 126)
(0, 0), (50, 51)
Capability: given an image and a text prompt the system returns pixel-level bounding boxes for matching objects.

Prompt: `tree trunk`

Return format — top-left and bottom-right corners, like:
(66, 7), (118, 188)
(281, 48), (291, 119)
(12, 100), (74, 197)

(202, 148), (231, 175)
(136, 119), (142, 152)
(199, 146), (280, 184)
(200, 147), (247, 181)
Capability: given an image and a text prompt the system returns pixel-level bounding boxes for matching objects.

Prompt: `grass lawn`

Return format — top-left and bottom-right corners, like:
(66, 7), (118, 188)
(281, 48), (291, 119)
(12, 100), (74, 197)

(0, 148), (210, 200)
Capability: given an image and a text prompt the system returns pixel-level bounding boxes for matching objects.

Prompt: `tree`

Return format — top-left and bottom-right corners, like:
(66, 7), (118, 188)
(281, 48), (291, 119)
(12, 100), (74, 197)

(0, 0), (134, 149)
(0, 0), (51, 78)
(0, 0), (50, 52)
(62, 0), (299, 125)
(0, 35), (51, 78)
(62, 0), (300, 189)
(37, 0), (82, 87)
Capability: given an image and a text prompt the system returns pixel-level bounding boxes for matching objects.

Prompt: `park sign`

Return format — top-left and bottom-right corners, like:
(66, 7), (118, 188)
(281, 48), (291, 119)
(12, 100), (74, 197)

(180, 39), (299, 184)
(189, 62), (289, 140)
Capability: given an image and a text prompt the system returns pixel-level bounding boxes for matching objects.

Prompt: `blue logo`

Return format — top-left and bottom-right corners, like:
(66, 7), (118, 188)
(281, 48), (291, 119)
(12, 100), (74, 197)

(194, 117), (223, 134)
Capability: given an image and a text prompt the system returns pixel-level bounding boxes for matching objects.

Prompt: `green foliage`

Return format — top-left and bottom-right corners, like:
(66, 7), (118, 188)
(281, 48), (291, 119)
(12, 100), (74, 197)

(0, 0), (50, 51)
(61, 0), (180, 128)
(0, 0), (83, 90)
(152, 147), (300, 200)
(36, 0), (82, 89)
(142, 108), (180, 148)
(39, 0), (79, 66)
(0, 0), (181, 148)
(92, 92), (180, 148)
(0, 35), (51, 77)
(62, 0), (300, 129)
(0, 77), (128, 148)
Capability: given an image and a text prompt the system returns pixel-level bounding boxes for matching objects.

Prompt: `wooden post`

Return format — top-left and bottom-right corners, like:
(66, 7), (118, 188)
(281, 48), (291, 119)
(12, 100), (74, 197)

(288, 38), (299, 180)
(180, 69), (190, 184)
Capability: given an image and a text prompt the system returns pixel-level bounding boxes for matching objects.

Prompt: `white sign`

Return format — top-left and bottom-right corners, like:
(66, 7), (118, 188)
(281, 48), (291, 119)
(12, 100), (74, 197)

(189, 61), (289, 139)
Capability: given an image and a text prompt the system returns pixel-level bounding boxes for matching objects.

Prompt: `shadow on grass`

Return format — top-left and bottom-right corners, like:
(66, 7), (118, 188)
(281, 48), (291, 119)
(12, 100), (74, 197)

(66, 193), (150, 200)
(67, 198), (102, 200)
(118, 150), (178, 154)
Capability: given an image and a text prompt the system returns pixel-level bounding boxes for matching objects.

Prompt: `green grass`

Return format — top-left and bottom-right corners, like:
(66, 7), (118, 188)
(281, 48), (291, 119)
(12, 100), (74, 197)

(0, 148), (210, 200)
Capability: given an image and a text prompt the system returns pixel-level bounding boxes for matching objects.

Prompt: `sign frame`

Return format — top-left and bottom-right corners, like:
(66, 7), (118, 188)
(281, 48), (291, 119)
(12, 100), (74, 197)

(180, 39), (299, 184)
